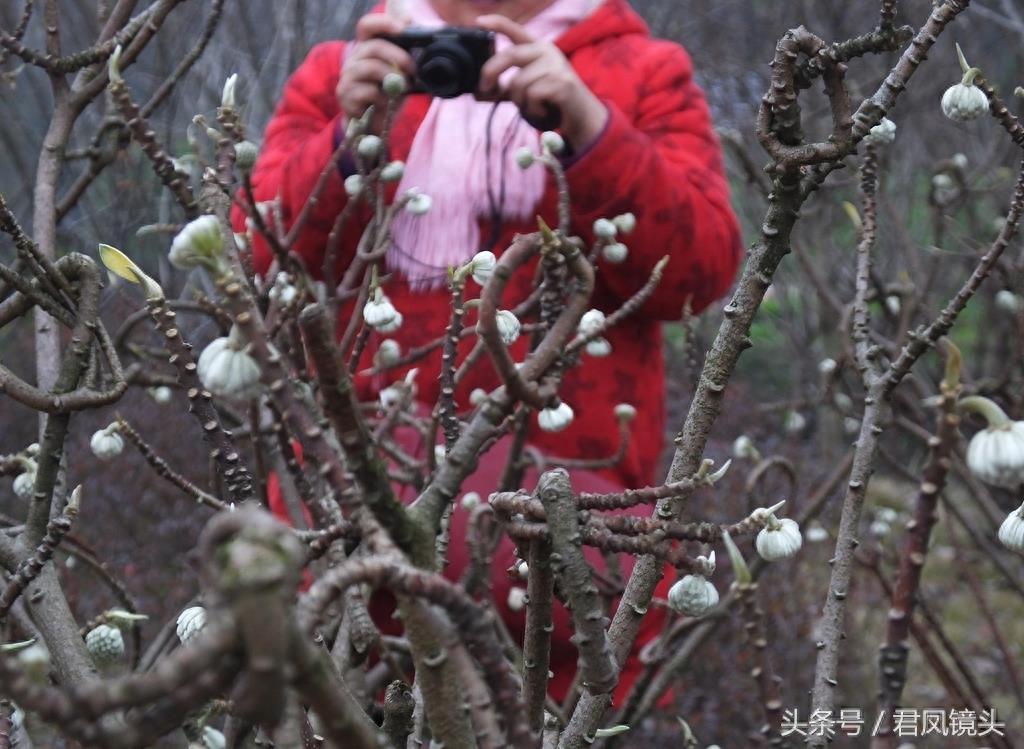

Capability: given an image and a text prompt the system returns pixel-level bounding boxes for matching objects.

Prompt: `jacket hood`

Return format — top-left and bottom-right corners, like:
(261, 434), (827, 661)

(367, 0), (650, 55)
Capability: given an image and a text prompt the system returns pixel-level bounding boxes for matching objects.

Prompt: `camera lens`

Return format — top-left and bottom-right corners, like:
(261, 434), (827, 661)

(418, 41), (475, 99)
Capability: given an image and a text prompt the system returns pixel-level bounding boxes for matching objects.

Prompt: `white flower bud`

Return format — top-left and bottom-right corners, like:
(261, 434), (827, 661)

(805, 522), (829, 543)
(941, 82), (988, 122)
(376, 339), (401, 367)
(13, 465), (35, 500)
(460, 491), (481, 510)
(818, 358), (837, 376)
(967, 420), (1024, 488)
(834, 392), (853, 412)
(221, 74), (238, 109)
(90, 425), (124, 460)
(494, 309), (521, 345)
(516, 560), (529, 579)
(202, 727), (227, 749)
(149, 386), (173, 404)
(379, 385), (403, 411)
(995, 289), (1022, 314)
(870, 519), (891, 537)
(515, 147), (536, 169)
(234, 140), (258, 171)
(732, 435), (759, 461)
(614, 403), (637, 422)
(756, 517), (803, 561)
(382, 72), (408, 97)
(593, 218), (617, 240)
(998, 503), (1024, 552)
(667, 574), (719, 616)
(931, 174), (954, 191)
(612, 212), (636, 234)
(344, 174), (365, 197)
(469, 388), (488, 407)
(363, 288), (399, 329)
(951, 152), (968, 170)
(471, 250), (497, 286)
(405, 189), (433, 215)
(601, 242), (628, 264)
(579, 308), (606, 337)
(381, 160), (405, 182)
(585, 337), (611, 357)
(540, 131), (565, 154)
(434, 445), (446, 465)
(843, 417), (861, 435)
(538, 401), (574, 432)
(176, 606), (207, 644)
(783, 410), (807, 434)
(169, 214), (224, 272)
(863, 117), (896, 146)
(507, 587), (528, 612)
(377, 310), (404, 333)
(17, 643), (50, 682)
(357, 134), (383, 160)
(269, 272), (298, 305)
(85, 624), (125, 664)
(197, 328), (261, 400)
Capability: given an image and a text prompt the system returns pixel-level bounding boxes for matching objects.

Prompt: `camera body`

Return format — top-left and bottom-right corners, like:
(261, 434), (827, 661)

(384, 27), (495, 99)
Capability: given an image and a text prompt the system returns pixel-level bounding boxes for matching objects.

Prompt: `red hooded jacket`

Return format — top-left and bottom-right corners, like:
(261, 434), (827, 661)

(237, 0), (740, 704)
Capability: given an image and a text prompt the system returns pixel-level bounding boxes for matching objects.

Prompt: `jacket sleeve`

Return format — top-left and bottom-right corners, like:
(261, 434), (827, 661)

(232, 40), (359, 279)
(565, 40), (742, 318)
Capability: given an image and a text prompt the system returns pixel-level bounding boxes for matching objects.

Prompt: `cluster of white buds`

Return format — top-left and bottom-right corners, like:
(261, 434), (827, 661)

(998, 502), (1024, 552)
(538, 401), (574, 432)
(404, 188), (433, 216)
(381, 160), (405, 182)
(863, 117), (897, 146)
(197, 325), (262, 401)
(941, 45), (989, 122)
(169, 214), (227, 274)
(507, 586), (528, 612)
(540, 131), (565, 155)
(363, 287), (400, 330)
(85, 624), (125, 665)
(356, 134), (383, 161)
(667, 551), (719, 617)
(753, 501), (802, 561)
(176, 606), (207, 644)
(961, 396), (1024, 488)
(460, 491), (481, 510)
(149, 386), (173, 404)
(470, 250), (497, 286)
(90, 423), (124, 461)
(382, 72), (407, 98)
(493, 309), (521, 345)
(268, 271), (298, 306)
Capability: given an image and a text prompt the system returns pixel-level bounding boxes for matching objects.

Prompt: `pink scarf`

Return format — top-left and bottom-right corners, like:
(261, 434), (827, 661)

(376, 0), (600, 288)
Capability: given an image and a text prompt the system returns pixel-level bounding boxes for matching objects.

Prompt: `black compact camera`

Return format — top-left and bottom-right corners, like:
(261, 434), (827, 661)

(384, 27), (495, 99)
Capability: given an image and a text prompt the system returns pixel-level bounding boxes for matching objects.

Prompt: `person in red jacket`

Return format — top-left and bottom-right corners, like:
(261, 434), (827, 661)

(237, 0), (740, 707)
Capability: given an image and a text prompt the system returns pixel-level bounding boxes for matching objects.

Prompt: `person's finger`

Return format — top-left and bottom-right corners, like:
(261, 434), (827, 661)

(341, 83), (384, 117)
(475, 14), (535, 45)
(519, 77), (563, 124)
(355, 13), (407, 41)
(479, 43), (547, 94)
(504, 59), (552, 111)
(351, 39), (415, 75)
(343, 57), (395, 87)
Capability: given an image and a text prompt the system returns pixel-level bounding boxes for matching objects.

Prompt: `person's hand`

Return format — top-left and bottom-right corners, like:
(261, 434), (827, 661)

(476, 15), (608, 150)
(337, 14), (415, 131)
